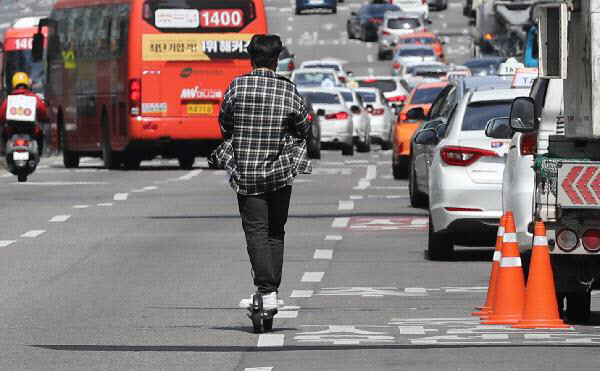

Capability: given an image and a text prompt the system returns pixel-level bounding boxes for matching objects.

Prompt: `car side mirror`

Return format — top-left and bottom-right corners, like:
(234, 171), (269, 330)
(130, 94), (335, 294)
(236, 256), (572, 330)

(406, 107), (426, 120)
(485, 117), (513, 139)
(510, 96), (537, 132)
(415, 128), (438, 145)
(435, 123), (448, 138)
(423, 118), (445, 130)
(317, 109), (326, 117)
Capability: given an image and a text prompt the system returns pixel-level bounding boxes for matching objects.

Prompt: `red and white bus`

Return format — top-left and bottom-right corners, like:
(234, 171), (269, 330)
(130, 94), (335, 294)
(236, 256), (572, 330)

(38, 0), (267, 169)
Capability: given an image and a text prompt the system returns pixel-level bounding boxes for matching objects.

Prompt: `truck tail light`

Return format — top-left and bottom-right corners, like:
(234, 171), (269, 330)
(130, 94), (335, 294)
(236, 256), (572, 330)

(393, 62), (401, 70)
(325, 112), (349, 120)
(556, 228), (578, 252)
(520, 132), (537, 155)
(582, 229), (600, 252)
(440, 146), (498, 167)
(129, 79), (141, 116)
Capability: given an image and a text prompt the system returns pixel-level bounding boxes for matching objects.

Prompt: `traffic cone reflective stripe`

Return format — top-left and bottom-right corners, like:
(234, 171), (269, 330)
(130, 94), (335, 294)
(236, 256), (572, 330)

(483, 212), (525, 325)
(472, 215), (505, 316)
(513, 221), (570, 329)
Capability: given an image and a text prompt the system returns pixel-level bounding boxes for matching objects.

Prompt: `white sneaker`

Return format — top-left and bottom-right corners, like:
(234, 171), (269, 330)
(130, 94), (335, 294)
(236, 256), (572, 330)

(238, 292), (282, 310)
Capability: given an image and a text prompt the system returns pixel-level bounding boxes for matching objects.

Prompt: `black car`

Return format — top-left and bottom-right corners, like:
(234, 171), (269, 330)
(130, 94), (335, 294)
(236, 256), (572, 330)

(302, 96), (322, 159)
(347, 3), (400, 42)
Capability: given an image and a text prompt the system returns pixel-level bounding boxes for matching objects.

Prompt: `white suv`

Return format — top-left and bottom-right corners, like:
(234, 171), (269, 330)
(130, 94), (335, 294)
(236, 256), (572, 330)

(378, 12), (426, 60)
(391, 0), (429, 19)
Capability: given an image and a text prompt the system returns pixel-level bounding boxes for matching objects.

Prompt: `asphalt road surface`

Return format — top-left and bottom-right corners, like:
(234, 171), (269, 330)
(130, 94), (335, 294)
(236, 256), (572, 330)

(1, 0), (600, 370)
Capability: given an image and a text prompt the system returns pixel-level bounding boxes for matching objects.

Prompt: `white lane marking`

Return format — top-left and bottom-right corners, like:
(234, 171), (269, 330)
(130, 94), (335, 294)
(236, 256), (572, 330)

(331, 217), (350, 228)
(349, 195), (363, 200)
(287, 25), (293, 31)
(353, 179), (370, 190)
(290, 290), (313, 298)
(49, 215), (71, 222)
(97, 203), (113, 207)
(245, 368), (273, 371)
(405, 287), (427, 293)
(325, 235), (343, 241)
(314, 249), (333, 260)
(368, 67), (374, 76)
(367, 54), (374, 63)
(257, 334), (284, 347)
(338, 200), (354, 210)
(14, 181), (108, 186)
(21, 230), (46, 238)
(131, 189), (145, 193)
(365, 165), (377, 180)
(288, 16), (293, 22)
(372, 186), (407, 190)
(0, 240), (16, 247)
(275, 311), (298, 319)
(72, 205), (90, 209)
(301, 272), (324, 283)
(286, 38), (292, 46)
(143, 186), (158, 191)
(179, 169), (203, 180)
(398, 326), (427, 335)
(279, 7), (292, 13)
(114, 193), (129, 201)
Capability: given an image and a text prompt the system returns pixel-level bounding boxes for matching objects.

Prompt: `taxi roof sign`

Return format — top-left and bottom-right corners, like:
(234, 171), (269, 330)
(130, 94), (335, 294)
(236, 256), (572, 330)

(497, 57), (525, 76)
(512, 67), (539, 88)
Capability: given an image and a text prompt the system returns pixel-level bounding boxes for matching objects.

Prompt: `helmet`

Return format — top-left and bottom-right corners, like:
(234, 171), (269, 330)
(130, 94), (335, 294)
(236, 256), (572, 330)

(12, 72), (30, 89)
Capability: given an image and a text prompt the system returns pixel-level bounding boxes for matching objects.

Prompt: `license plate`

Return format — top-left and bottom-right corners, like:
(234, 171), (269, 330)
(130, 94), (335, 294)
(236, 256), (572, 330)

(309, 0), (324, 4)
(187, 103), (213, 115)
(13, 151), (29, 161)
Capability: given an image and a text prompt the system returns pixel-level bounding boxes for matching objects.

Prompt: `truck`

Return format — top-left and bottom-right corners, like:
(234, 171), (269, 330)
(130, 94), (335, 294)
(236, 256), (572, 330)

(509, 0), (600, 322)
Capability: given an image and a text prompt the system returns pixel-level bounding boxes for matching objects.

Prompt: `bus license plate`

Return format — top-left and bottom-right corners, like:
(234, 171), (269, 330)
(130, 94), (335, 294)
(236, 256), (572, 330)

(13, 151), (29, 161)
(187, 103), (213, 115)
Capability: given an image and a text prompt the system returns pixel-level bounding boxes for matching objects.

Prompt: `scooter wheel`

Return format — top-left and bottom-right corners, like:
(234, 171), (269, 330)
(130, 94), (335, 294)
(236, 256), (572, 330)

(251, 312), (264, 333)
(17, 174), (27, 183)
(263, 317), (273, 332)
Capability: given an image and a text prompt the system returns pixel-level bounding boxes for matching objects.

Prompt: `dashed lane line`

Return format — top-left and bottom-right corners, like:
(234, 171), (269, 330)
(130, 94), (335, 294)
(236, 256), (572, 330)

(0, 241), (16, 247)
(325, 235), (343, 240)
(49, 215), (71, 222)
(313, 249), (333, 260)
(143, 186), (158, 191)
(21, 230), (46, 238)
(365, 165), (377, 180)
(244, 368), (273, 371)
(97, 203), (113, 207)
(275, 310), (299, 319)
(114, 193), (129, 201)
(349, 195), (363, 200)
(338, 200), (354, 210)
(301, 272), (325, 283)
(72, 205), (90, 209)
(179, 169), (203, 180)
(257, 334), (284, 347)
(290, 290), (313, 298)
(331, 217), (349, 228)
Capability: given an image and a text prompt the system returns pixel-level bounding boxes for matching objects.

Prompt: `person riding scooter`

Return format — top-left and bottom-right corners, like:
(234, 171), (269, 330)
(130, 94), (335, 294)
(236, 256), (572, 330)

(0, 72), (48, 153)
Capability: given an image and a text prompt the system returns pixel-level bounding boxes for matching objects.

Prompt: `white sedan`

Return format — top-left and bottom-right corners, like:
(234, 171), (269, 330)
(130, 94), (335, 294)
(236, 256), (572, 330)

(355, 87), (395, 150)
(427, 87), (529, 259)
(338, 87), (371, 152)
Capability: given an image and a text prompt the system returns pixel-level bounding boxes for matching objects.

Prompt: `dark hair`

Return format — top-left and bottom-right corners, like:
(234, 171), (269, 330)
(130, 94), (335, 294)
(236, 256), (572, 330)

(247, 34), (282, 68)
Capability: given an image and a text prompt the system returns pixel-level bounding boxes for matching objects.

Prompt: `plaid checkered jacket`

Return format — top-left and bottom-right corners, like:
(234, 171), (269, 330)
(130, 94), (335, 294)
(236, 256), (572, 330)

(211, 68), (312, 195)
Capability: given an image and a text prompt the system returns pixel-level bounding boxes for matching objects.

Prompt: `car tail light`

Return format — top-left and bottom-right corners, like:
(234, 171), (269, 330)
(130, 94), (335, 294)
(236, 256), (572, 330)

(370, 108), (385, 116)
(14, 138), (29, 147)
(129, 79), (141, 116)
(339, 76), (346, 83)
(440, 146), (499, 166)
(444, 207), (483, 212)
(399, 113), (408, 121)
(582, 229), (600, 252)
(351, 106), (361, 114)
(387, 95), (406, 102)
(382, 31), (391, 36)
(288, 60), (295, 71)
(484, 33), (494, 40)
(363, 79), (377, 83)
(307, 113), (313, 122)
(556, 229), (579, 252)
(520, 132), (537, 156)
(368, 18), (383, 24)
(393, 62), (401, 70)
(325, 112), (349, 120)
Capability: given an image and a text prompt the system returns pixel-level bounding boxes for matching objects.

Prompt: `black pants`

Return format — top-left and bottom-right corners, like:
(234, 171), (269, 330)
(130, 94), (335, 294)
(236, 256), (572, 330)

(237, 185), (292, 294)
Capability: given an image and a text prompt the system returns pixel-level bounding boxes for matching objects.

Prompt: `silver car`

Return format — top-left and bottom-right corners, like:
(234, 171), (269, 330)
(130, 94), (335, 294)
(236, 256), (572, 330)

(276, 46), (295, 78)
(298, 88), (354, 156)
(338, 88), (371, 152)
(378, 12), (427, 60)
(391, 45), (439, 76)
(355, 87), (394, 150)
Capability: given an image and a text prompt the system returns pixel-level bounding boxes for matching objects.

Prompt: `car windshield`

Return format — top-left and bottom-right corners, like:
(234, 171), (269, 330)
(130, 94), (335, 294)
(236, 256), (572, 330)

(357, 91), (377, 103)
(357, 79), (397, 93)
(462, 101), (512, 131)
(397, 48), (434, 57)
(303, 64), (341, 72)
(388, 18), (420, 29)
(340, 91), (354, 102)
(465, 59), (501, 75)
(302, 92), (341, 105)
(411, 87), (444, 104)
(405, 64), (441, 74)
(366, 4), (401, 17)
(400, 37), (435, 44)
(293, 72), (337, 87)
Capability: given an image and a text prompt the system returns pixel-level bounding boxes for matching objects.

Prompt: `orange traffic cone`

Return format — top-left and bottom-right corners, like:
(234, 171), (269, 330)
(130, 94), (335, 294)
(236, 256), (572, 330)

(483, 212), (525, 325)
(513, 222), (570, 328)
(472, 214), (505, 316)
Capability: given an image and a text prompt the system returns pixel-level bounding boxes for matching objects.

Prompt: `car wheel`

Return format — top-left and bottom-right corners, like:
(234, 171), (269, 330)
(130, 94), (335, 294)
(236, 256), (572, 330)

(122, 156), (142, 170)
(392, 155), (408, 179)
(377, 50), (386, 60)
(331, 6), (337, 14)
(381, 140), (393, 150)
(342, 143), (354, 156)
(178, 155), (195, 170)
(566, 292), (592, 323)
(427, 214), (454, 260)
(347, 23), (354, 39)
(409, 159), (427, 208)
(60, 123), (80, 169)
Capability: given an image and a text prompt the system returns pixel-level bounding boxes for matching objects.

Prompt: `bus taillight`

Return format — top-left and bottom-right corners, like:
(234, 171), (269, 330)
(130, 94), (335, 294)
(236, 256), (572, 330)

(129, 79), (141, 116)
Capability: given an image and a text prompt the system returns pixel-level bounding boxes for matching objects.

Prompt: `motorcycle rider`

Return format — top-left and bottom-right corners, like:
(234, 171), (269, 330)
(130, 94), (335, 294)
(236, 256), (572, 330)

(0, 72), (48, 154)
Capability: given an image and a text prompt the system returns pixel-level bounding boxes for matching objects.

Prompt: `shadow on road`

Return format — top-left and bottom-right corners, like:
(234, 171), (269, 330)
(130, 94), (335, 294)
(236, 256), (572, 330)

(424, 248), (494, 262)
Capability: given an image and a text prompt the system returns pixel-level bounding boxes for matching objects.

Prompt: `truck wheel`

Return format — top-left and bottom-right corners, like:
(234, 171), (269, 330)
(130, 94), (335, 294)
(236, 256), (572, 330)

(342, 144), (354, 156)
(122, 157), (141, 170)
(427, 214), (453, 260)
(178, 155), (195, 170)
(101, 114), (120, 170)
(566, 292), (591, 323)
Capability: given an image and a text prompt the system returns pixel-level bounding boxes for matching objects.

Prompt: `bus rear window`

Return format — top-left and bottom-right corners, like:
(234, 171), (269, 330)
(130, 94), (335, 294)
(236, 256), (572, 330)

(143, 0), (257, 33)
